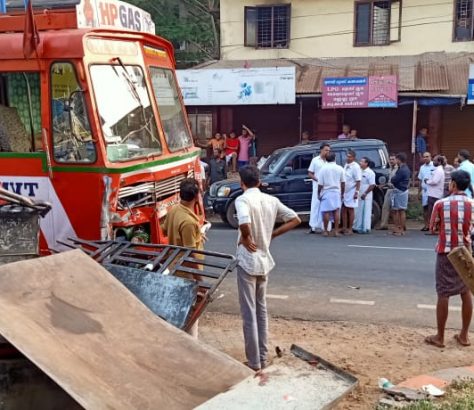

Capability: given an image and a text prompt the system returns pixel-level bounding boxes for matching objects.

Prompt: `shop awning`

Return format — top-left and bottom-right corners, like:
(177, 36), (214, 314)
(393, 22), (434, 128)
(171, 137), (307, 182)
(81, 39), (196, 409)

(195, 52), (474, 97)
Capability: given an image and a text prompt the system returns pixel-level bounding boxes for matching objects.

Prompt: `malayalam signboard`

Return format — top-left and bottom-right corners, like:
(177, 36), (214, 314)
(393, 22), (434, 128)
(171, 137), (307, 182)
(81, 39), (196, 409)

(176, 67), (296, 106)
(322, 75), (398, 109)
(468, 64), (474, 105)
(368, 75), (398, 108)
(76, 0), (155, 34)
(322, 77), (368, 109)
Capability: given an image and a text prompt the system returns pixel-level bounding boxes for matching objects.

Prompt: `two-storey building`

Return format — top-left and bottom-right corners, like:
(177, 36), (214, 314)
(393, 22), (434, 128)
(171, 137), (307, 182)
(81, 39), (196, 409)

(181, 0), (474, 161)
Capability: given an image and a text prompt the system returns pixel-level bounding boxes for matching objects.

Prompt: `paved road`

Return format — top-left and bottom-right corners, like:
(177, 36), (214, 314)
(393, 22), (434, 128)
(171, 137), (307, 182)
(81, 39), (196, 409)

(205, 222), (467, 329)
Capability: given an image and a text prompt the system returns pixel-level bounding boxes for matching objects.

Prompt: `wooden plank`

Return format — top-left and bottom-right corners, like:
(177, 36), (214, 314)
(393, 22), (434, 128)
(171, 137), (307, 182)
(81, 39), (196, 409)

(0, 250), (252, 409)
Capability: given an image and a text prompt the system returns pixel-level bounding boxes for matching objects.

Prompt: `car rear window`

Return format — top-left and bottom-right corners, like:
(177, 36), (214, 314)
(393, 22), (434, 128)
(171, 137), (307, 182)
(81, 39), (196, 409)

(353, 148), (382, 168)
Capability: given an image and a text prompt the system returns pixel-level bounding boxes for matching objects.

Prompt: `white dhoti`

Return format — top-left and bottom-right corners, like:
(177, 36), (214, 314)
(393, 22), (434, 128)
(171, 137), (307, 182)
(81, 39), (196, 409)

(343, 186), (359, 208)
(320, 190), (342, 213)
(353, 192), (373, 233)
(309, 188), (323, 230)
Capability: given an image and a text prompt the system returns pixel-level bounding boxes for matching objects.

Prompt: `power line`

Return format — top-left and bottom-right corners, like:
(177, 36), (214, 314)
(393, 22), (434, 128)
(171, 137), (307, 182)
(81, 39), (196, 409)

(221, 17), (456, 49)
(220, 1), (455, 24)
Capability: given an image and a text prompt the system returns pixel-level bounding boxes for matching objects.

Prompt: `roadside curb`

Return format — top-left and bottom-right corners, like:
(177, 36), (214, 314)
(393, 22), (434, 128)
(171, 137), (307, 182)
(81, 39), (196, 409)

(396, 365), (474, 390)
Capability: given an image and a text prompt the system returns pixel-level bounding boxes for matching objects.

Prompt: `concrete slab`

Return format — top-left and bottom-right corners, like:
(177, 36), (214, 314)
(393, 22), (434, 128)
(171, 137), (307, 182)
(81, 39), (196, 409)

(198, 353), (356, 410)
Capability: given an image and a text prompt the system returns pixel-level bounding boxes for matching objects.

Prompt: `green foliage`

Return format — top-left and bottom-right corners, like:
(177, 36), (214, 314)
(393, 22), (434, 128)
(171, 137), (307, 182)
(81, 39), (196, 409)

(406, 202), (423, 220)
(128, 0), (219, 67)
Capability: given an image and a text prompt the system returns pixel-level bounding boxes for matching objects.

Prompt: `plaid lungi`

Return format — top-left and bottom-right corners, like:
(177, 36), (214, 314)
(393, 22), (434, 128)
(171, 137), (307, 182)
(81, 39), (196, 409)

(435, 253), (468, 297)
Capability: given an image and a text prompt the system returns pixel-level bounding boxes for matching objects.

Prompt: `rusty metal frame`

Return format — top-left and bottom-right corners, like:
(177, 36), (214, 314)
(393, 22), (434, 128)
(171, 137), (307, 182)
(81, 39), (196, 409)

(61, 238), (237, 330)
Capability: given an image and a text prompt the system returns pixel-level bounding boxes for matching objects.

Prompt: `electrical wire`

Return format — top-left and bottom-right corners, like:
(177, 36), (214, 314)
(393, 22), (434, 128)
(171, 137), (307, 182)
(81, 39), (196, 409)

(220, 1), (456, 24)
(221, 16), (460, 49)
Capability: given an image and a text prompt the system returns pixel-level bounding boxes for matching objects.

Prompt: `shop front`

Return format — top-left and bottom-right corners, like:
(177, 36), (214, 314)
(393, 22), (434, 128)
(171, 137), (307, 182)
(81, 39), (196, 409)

(178, 52), (473, 161)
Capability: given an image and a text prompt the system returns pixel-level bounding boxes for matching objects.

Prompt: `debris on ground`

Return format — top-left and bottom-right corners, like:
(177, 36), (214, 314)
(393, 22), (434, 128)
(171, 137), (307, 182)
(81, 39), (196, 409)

(199, 312), (474, 409)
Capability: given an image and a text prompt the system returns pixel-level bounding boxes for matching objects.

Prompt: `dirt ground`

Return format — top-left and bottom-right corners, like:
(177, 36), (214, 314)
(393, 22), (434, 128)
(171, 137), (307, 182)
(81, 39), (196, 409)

(200, 312), (474, 409)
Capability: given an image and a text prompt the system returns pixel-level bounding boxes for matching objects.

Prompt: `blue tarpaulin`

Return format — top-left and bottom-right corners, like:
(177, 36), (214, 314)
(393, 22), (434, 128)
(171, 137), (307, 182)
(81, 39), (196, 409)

(398, 97), (462, 106)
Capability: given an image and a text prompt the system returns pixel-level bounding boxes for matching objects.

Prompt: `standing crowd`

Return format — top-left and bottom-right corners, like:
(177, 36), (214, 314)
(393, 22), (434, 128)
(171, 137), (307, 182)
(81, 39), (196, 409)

(308, 144), (401, 236)
(198, 125), (256, 188)
(165, 125), (474, 370)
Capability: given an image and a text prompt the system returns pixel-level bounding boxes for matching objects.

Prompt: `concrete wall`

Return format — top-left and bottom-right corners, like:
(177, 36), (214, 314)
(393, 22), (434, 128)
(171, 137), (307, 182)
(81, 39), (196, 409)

(221, 0), (472, 60)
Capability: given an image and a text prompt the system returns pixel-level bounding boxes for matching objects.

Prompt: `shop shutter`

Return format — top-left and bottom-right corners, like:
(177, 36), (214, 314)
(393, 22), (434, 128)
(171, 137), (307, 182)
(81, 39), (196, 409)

(441, 106), (474, 163)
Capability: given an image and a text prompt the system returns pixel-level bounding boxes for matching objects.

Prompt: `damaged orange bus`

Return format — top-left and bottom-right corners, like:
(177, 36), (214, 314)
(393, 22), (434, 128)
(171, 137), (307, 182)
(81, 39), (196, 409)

(0, 0), (203, 252)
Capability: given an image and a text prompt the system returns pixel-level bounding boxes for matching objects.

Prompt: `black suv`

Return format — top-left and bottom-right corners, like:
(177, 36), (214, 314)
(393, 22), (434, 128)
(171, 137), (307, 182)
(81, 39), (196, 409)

(208, 139), (390, 228)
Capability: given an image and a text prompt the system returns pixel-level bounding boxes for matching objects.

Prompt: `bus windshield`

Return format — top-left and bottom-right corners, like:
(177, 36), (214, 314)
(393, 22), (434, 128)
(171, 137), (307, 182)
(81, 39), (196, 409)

(149, 67), (192, 152)
(90, 64), (161, 162)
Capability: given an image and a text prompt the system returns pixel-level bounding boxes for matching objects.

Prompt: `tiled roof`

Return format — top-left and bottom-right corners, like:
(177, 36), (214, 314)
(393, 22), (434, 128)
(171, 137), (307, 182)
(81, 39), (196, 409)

(194, 52), (474, 96)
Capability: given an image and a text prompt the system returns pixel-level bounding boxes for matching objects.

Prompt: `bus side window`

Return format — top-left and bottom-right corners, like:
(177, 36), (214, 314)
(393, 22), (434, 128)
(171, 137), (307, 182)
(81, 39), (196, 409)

(0, 72), (41, 153)
(51, 62), (96, 163)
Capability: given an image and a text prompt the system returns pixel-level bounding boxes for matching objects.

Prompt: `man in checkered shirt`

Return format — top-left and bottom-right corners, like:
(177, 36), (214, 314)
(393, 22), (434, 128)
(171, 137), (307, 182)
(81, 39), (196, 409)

(235, 165), (301, 371)
(425, 170), (474, 348)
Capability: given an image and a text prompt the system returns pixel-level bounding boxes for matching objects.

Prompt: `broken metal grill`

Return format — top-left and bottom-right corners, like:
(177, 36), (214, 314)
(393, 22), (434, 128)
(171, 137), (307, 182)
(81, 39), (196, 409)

(61, 238), (236, 331)
(118, 169), (194, 209)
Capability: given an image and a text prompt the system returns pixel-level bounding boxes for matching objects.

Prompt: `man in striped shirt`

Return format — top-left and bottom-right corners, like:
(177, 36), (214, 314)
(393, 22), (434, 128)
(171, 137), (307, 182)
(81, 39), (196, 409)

(425, 170), (474, 348)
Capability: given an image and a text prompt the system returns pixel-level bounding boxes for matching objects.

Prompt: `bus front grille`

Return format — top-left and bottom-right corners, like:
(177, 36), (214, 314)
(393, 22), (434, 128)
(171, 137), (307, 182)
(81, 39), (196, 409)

(117, 170), (194, 210)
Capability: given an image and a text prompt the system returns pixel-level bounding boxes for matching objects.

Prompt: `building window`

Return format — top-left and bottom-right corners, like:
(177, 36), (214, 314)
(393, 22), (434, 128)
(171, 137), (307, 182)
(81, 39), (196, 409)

(245, 4), (291, 48)
(454, 0), (474, 41)
(354, 1), (398, 46)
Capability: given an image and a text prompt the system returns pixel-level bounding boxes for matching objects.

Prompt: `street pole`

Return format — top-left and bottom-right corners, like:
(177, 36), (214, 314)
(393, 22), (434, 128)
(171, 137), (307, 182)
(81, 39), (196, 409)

(298, 99), (303, 142)
(411, 99), (418, 187)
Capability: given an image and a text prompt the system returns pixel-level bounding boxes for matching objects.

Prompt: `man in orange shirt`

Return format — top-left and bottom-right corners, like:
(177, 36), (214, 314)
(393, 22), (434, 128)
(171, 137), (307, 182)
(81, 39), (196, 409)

(162, 178), (204, 338)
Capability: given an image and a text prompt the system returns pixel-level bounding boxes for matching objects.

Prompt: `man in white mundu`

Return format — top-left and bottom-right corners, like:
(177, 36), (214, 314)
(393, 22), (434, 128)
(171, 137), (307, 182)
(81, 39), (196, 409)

(307, 143), (331, 234)
(353, 157), (376, 233)
(341, 150), (362, 235)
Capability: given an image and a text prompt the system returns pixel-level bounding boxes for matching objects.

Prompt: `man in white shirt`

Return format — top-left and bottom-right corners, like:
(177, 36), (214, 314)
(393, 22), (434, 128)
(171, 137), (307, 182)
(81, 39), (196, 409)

(235, 166), (301, 372)
(353, 157), (376, 233)
(425, 155), (445, 233)
(318, 152), (345, 237)
(307, 143), (331, 234)
(458, 149), (474, 198)
(418, 152), (435, 231)
(342, 150), (362, 235)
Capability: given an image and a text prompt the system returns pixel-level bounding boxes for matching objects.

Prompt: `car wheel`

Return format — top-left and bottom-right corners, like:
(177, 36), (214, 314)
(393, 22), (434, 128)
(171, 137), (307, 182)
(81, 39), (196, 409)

(226, 200), (239, 229)
(220, 213), (229, 225)
(371, 200), (382, 228)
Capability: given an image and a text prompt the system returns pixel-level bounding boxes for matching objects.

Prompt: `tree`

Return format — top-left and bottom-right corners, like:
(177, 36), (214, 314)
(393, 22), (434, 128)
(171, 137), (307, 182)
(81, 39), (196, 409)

(129, 0), (220, 68)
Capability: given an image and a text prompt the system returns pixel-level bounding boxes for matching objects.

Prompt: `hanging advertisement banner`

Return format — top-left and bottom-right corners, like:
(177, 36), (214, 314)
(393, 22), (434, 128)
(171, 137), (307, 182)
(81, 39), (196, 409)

(176, 67), (296, 105)
(368, 75), (398, 108)
(322, 75), (398, 109)
(322, 77), (368, 109)
(76, 0), (155, 34)
(468, 64), (474, 105)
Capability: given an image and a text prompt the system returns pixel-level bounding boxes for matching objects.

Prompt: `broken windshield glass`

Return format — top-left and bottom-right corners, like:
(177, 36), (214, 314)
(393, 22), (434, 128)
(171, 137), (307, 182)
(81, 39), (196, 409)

(90, 64), (161, 162)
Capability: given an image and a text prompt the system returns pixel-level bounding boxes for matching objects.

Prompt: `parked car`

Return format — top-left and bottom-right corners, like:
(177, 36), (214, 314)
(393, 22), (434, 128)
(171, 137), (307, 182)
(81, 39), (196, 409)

(207, 139), (390, 229)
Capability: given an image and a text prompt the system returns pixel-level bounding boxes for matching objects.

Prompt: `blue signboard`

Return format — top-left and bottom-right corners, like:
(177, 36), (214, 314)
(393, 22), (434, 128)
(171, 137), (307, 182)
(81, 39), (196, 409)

(468, 80), (474, 105)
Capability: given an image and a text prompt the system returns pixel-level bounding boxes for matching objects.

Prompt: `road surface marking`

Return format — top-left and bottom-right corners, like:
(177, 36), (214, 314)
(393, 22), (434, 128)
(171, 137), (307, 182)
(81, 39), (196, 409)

(417, 304), (461, 312)
(330, 298), (375, 306)
(348, 245), (432, 251)
(267, 294), (289, 300)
